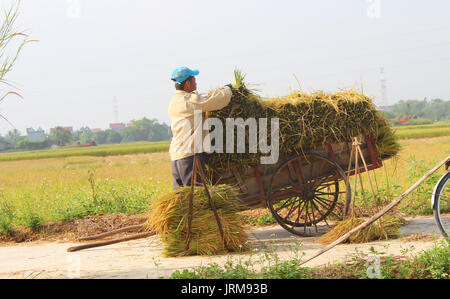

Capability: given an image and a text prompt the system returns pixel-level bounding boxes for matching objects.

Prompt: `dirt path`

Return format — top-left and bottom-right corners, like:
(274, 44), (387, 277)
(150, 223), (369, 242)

(0, 216), (447, 279)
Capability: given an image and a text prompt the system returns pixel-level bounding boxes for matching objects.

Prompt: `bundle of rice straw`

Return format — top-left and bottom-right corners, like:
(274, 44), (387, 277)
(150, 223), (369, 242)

(146, 184), (248, 257)
(317, 215), (406, 245)
(206, 70), (400, 171)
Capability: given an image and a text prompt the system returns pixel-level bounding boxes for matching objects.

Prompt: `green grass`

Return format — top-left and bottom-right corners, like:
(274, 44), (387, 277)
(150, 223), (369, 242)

(395, 122), (450, 139)
(244, 214), (276, 226)
(0, 176), (165, 231)
(170, 239), (450, 279)
(0, 132), (448, 237)
(0, 141), (170, 162)
(0, 153), (173, 234)
(1, 123), (449, 163)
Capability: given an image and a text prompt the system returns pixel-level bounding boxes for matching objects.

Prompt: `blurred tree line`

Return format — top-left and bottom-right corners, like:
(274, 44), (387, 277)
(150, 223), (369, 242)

(0, 117), (172, 151)
(382, 99), (450, 122)
(73, 117), (172, 145)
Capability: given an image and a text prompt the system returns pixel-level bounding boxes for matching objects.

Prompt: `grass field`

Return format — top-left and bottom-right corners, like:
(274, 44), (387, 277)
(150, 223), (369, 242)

(394, 121), (450, 139)
(353, 136), (450, 215)
(170, 239), (450, 279)
(0, 133), (449, 236)
(0, 141), (170, 162)
(0, 122), (449, 163)
(0, 152), (172, 235)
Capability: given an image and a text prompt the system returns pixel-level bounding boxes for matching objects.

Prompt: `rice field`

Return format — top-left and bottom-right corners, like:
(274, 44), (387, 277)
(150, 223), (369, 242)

(394, 121), (450, 139)
(0, 122), (448, 164)
(0, 152), (172, 235)
(0, 141), (170, 162)
(0, 135), (449, 236)
(352, 135), (450, 215)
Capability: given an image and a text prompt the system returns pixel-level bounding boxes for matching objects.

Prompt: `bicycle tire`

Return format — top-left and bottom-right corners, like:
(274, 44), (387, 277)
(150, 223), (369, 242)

(432, 172), (450, 238)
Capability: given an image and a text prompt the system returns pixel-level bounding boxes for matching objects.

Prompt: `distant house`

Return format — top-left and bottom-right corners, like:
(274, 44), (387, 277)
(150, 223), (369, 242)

(377, 105), (392, 111)
(26, 127), (46, 142)
(0, 140), (12, 151)
(109, 123), (126, 132)
(50, 127), (73, 134)
(92, 128), (102, 133)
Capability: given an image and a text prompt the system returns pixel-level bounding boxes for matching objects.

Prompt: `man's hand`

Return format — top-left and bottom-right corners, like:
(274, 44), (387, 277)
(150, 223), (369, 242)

(225, 84), (233, 90)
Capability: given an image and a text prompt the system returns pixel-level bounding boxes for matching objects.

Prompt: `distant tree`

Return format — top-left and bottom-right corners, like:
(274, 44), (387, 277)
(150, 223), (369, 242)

(73, 126), (92, 141)
(93, 131), (108, 144)
(106, 129), (122, 143)
(17, 139), (47, 150)
(120, 126), (141, 143)
(120, 117), (171, 143)
(5, 128), (21, 145)
(389, 99), (450, 122)
(79, 132), (94, 144)
(423, 99), (449, 122)
(50, 127), (73, 146)
(149, 121), (171, 141)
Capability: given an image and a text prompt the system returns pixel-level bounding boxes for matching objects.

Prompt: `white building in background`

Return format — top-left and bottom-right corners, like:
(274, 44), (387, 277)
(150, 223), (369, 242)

(0, 140), (12, 150)
(26, 127), (46, 142)
(109, 123), (126, 132)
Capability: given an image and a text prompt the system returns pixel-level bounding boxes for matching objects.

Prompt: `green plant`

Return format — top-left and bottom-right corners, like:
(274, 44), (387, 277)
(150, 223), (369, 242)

(0, 1), (33, 122)
(400, 155), (442, 215)
(0, 141), (170, 162)
(0, 199), (14, 235)
(411, 239), (450, 279)
(170, 238), (450, 279)
(245, 214), (276, 226)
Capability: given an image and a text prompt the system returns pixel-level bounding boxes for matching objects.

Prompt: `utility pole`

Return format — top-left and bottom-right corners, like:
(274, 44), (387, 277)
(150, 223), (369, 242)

(380, 67), (388, 107)
(113, 96), (119, 123)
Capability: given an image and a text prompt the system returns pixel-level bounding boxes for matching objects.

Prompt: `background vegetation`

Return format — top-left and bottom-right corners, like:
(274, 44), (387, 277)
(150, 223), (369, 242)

(382, 99), (450, 124)
(0, 117), (171, 151)
(0, 135), (448, 236)
(170, 239), (449, 279)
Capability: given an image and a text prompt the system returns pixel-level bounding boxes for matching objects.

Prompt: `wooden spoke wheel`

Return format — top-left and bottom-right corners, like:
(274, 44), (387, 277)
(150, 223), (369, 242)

(266, 153), (351, 236)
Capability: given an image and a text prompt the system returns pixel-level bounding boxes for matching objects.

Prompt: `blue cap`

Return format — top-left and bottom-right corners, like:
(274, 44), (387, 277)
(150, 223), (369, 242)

(171, 66), (199, 84)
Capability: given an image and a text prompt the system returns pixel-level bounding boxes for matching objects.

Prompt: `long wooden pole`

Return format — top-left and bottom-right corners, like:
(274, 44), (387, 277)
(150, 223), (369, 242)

(299, 156), (450, 266)
(77, 224), (145, 241)
(67, 232), (154, 252)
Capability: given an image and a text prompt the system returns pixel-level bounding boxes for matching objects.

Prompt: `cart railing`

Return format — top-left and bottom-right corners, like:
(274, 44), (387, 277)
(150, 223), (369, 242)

(211, 134), (384, 208)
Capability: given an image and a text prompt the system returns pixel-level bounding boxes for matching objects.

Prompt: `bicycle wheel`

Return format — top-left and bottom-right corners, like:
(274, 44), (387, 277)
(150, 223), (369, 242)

(432, 172), (450, 238)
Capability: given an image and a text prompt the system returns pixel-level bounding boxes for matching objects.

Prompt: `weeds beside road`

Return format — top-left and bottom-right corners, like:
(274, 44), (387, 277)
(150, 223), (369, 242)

(170, 239), (450, 279)
(0, 136), (449, 239)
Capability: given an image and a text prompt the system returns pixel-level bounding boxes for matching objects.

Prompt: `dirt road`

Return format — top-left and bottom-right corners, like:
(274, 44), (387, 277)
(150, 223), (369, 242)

(0, 216), (447, 279)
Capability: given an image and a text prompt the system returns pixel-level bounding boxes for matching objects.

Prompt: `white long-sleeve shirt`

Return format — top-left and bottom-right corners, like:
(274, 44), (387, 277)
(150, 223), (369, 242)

(168, 86), (232, 161)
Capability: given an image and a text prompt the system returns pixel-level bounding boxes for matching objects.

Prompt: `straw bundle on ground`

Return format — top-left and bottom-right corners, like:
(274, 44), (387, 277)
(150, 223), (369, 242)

(206, 71), (400, 171)
(146, 184), (248, 257)
(317, 215), (406, 245)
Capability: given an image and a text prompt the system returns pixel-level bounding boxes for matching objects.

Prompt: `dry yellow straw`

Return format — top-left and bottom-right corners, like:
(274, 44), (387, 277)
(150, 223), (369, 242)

(146, 185), (248, 257)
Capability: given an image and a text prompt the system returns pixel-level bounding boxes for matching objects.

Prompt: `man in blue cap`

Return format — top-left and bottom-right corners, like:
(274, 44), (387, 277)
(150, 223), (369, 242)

(168, 66), (232, 189)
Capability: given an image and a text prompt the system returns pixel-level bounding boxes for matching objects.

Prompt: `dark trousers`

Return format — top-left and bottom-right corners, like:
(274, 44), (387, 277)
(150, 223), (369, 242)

(171, 153), (206, 189)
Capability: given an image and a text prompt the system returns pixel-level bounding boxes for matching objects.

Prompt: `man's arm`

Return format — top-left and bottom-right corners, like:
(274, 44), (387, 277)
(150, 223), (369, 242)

(189, 86), (232, 112)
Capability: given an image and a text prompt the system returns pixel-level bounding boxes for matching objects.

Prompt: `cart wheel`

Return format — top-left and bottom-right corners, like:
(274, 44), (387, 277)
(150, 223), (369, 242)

(266, 153), (351, 236)
(432, 171), (450, 238)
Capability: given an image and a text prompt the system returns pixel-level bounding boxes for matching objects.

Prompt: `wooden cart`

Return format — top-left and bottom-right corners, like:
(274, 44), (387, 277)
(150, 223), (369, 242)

(210, 134), (384, 236)
(66, 134), (388, 252)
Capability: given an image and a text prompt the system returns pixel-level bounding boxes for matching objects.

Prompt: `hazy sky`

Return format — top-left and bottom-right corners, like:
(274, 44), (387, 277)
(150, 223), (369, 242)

(1, 0), (449, 135)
